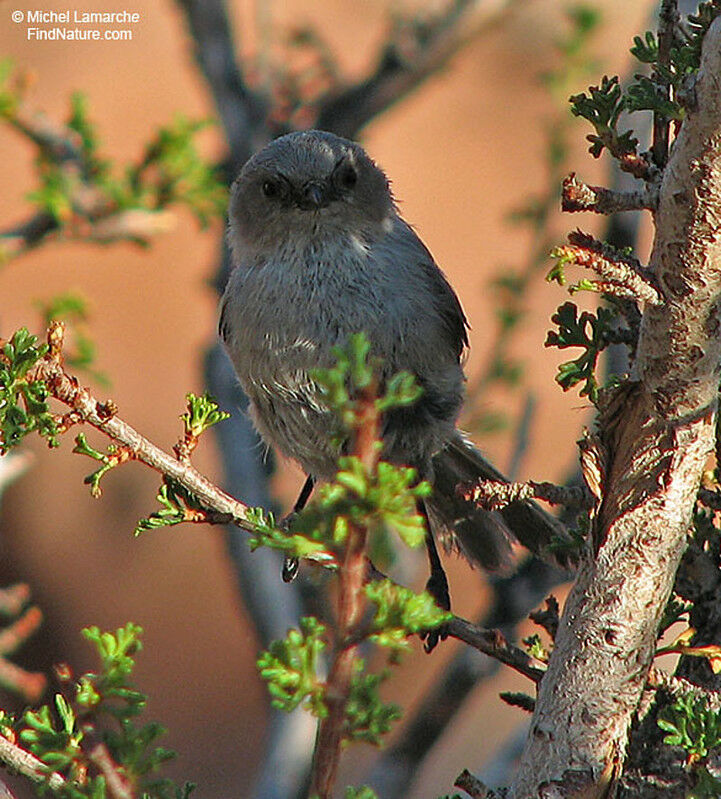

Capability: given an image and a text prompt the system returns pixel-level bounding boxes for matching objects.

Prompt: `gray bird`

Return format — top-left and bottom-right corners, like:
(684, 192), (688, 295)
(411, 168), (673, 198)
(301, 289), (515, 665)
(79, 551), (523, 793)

(220, 130), (564, 647)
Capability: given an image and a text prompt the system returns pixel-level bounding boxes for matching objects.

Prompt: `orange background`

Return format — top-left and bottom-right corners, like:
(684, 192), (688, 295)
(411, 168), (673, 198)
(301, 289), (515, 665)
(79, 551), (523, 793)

(0, 1), (654, 796)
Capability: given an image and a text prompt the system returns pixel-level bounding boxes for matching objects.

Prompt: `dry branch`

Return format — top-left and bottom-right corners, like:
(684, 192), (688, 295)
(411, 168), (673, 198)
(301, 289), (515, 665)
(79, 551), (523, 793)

(562, 172), (659, 214)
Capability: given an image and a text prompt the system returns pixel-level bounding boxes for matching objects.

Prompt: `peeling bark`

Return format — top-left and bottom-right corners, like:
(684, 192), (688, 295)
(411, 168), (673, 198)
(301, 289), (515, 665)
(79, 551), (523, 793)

(510, 17), (721, 798)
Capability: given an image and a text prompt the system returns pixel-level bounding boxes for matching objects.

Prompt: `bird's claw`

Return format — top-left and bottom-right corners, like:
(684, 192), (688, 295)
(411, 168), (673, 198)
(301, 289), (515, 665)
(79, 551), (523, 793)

(420, 569), (451, 653)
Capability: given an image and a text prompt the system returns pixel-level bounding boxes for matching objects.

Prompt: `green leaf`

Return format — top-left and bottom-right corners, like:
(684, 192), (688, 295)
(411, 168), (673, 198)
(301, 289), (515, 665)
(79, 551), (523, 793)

(343, 661), (401, 744)
(365, 580), (451, 658)
(344, 788), (379, 799)
(658, 693), (721, 760)
(181, 392), (230, 438)
(0, 328), (58, 452)
(544, 302), (617, 402)
(257, 617), (328, 717)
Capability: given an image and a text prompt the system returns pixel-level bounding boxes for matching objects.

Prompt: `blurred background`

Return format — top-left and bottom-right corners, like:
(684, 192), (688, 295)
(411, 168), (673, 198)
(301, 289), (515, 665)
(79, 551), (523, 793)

(0, 0), (656, 796)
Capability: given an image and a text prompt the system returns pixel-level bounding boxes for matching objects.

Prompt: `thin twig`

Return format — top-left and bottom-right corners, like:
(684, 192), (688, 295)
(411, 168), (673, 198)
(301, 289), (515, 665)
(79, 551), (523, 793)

(559, 230), (663, 306)
(455, 768), (499, 798)
(446, 616), (545, 683)
(647, 666), (721, 711)
(653, 0), (680, 168)
(86, 742), (135, 799)
(0, 607), (42, 657)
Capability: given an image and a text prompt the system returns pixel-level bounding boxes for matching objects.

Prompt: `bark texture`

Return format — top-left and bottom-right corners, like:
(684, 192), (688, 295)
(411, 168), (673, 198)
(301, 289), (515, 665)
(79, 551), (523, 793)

(510, 17), (721, 798)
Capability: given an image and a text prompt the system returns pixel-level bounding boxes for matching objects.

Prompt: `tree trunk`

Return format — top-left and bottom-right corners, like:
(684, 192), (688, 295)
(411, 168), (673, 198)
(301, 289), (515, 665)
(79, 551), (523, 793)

(511, 16), (721, 798)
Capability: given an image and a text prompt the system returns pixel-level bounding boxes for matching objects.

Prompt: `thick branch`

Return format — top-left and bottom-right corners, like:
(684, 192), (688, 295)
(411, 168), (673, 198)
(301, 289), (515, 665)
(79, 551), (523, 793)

(315, 0), (514, 139)
(511, 17), (721, 797)
(174, 0), (268, 168)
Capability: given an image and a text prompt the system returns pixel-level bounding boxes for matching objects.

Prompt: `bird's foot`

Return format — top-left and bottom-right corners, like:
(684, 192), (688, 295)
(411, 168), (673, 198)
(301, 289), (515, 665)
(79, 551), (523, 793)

(279, 512), (299, 582)
(420, 568), (451, 653)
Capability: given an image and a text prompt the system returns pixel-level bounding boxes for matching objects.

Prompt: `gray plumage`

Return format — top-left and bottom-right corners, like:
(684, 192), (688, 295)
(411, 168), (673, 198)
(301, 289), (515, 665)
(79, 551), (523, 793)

(220, 130), (561, 571)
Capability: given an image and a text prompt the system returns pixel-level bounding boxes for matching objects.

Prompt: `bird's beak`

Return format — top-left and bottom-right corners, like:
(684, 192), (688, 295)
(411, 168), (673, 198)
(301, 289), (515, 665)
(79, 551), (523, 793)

(299, 182), (327, 210)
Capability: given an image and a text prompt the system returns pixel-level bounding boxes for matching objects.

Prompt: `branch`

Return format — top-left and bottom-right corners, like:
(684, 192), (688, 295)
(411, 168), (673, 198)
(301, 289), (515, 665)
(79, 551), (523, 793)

(511, 16), (721, 796)
(86, 742), (135, 799)
(174, 0), (268, 168)
(556, 230), (663, 305)
(309, 390), (380, 799)
(652, 0), (680, 168)
(647, 666), (721, 711)
(0, 735), (66, 793)
(460, 477), (594, 511)
(446, 616), (545, 683)
(20, 323), (336, 564)
(561, 172), (659, 214)
(455, 768), (500, 798)
(365, 557), (565, 798)
(315, 0), (515, 139)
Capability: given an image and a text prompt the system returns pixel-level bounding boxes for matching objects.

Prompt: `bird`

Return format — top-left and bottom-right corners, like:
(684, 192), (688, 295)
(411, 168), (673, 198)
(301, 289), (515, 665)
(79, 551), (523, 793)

(219, 130), (565, 649)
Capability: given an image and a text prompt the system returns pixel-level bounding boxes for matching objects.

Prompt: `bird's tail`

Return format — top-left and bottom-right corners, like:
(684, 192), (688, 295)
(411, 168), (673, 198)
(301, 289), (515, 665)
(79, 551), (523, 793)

(426, 431), (569, 570)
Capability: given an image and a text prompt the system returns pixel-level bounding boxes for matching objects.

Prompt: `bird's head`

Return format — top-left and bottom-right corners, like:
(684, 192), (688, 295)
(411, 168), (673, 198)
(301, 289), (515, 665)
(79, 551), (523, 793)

(228, 130), (395, 254)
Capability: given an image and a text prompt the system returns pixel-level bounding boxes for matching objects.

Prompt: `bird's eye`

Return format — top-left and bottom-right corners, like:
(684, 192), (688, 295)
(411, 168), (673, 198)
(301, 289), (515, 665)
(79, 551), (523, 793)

(336, 163), (358, 190)
(262, 179), (281, 199)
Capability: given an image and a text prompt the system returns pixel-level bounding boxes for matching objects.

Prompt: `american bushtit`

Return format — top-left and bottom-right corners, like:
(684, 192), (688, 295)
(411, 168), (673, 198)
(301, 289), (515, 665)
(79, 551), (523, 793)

(220, 131), (563, 643)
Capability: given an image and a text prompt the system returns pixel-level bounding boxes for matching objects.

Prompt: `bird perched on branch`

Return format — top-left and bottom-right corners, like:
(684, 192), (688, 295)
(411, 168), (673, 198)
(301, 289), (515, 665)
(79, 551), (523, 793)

(220, 130), (565, 649)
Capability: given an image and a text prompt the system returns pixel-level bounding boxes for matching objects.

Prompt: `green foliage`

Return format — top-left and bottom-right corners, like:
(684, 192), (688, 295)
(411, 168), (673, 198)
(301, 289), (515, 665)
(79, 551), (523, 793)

(624, 74), (683, 120)
(365, 580), (451, 659)
(0, 328), (58, 453)
(658, 693), (721, 763)
(36, 293), (108, 385)
(312, 332), (422, 445)
(569, 75), (639, 161)
(545, 302), (617, 402)
(294, 458), (430, 551)
(1, 64), (226, 245)
(73, 433), (125, 498)
(625, 1), (721, 122)
(523, 633), (549, 662)
(245, 506), (331, 563)
(659, 595), (693, 637)
(344, 662), (401, 744)
(134, 479), (198, 535)
(256, 617), (328, 717)
(181, 393), (230, 439)
(344, 788), (379, 799)
(569, 2), (721, 166)
(548, 512), (588, 560)
(122, 117), (227, 228)
(0, 59), (19, 118)
(18, 623), (192, 798)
